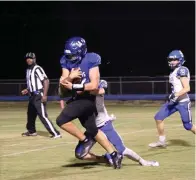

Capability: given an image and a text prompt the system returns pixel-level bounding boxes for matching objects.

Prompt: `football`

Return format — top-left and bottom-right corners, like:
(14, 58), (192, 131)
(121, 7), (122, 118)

(72, 68), (82, 84)
(72, 77), (82, 84)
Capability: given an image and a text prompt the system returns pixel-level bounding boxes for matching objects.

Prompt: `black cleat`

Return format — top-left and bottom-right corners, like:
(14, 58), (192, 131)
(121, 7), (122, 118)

(110, 151), (123, 169)
(22, 131), (37, 137)
(75, 138), (96, 159)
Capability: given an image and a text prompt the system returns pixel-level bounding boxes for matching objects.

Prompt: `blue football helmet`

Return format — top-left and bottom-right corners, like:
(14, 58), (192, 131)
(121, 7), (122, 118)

(167, 50), (185, 68)
(64, 37), (87, 62)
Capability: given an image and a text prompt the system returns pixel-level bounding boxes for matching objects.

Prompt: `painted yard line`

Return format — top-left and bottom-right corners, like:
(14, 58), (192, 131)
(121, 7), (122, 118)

(0, 141), (76, 157)
(0, 115), (181, 128)
(1, 123), (183, 146)
(119, 124), (182, 135)
(0, 119), (147, 128)
(0, 124), (185, 158)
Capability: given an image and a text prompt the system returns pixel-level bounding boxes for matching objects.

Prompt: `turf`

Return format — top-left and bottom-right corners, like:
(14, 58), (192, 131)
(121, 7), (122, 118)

(0, 102), (195, 180)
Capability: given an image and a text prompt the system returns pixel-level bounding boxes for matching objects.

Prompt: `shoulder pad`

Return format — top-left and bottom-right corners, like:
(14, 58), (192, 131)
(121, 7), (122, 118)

(86, 53), (101, 69)
(177, 66), (189, 77)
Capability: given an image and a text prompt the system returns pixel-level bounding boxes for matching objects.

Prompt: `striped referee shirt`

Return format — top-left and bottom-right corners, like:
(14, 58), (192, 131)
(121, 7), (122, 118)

(26, 65), (48, 93)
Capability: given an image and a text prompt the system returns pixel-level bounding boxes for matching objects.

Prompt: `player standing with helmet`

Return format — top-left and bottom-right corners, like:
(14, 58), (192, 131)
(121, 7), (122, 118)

(149, 50), (195, 148)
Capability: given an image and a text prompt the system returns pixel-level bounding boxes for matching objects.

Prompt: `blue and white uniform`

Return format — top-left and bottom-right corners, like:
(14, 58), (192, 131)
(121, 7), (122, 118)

(95, 95), (126, 153)
(154, 65), (192, 131)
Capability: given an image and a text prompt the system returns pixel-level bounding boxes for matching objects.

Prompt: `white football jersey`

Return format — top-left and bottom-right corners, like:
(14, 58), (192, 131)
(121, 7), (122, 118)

(95, 95), (111, 127)
(169, 66), (190, 102)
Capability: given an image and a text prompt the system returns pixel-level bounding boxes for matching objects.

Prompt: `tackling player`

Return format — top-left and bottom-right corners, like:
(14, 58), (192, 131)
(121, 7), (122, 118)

(149, 50), (195, 148)
(73, 80), (159, 166)
(56, 37), (122, 169)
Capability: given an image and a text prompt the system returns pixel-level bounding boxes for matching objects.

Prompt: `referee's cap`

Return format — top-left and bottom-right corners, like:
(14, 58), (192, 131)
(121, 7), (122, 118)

(25, 52), (36, 60)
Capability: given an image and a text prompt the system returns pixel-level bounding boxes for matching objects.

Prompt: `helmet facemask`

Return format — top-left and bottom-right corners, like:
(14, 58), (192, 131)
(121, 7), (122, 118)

(168, 58), (180, 69)
(167, 50), (185, 69)
(64, 49), (82, 62)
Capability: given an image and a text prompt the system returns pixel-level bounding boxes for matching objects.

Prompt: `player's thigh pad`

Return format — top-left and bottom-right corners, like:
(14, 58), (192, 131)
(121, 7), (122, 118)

(154, 103), (177, 120)
(56, 100), (89, 127)
(100, 121), (126, 153)
(176, 101), (193, 130)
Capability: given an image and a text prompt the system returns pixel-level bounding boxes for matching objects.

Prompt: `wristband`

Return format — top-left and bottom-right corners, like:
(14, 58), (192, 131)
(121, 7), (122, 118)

(72, 84), (84, 91)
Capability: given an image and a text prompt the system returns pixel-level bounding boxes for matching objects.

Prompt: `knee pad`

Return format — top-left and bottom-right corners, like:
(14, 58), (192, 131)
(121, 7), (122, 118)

(183, 122), (193, 130)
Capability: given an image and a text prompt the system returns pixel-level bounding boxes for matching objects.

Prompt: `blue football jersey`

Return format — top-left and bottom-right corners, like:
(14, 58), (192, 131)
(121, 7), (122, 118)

(60, 53), (101, 85)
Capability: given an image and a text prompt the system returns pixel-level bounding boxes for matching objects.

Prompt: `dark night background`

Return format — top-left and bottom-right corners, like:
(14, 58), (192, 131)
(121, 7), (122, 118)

(0, 1), (195, 79)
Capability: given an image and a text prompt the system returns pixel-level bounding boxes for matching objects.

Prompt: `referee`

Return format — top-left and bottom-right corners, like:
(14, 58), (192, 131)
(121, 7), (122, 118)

(21, 52), (61, 138)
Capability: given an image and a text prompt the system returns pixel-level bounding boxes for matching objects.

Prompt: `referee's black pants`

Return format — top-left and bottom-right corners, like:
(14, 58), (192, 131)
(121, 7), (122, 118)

(26, 93), (60, 136)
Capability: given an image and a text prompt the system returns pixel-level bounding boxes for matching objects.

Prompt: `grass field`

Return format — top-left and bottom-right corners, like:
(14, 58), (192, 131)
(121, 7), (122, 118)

(0, 102), (195, 180)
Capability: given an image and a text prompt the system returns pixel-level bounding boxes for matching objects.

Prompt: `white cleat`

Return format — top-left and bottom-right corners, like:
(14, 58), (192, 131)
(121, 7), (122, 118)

(50, 134), (62, 139)
(148, 141), (166, 148)
(141, 160), (160, 167)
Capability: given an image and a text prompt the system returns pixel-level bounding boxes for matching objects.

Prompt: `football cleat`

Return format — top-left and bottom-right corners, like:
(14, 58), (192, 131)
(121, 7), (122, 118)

(50, 134), (62, 139)
(22, 131), (38, 137)
(140, 160), (160, 167)
(149, 141), (167, 148)
(75, 138), (96, 159)
(110, 151), (123, 169)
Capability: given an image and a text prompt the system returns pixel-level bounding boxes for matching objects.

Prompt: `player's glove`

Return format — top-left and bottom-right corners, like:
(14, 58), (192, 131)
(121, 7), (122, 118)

(168, 93), (178, 104)
(98, 80), (108, 89)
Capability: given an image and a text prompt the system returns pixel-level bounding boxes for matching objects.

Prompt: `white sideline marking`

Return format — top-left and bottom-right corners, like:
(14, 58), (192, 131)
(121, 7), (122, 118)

(0, 118), (57, 127)
(1, 141), (76, 157)
(0, 113), (155, 127)
(120, 124), (182, 135)
(3, 143), (25, 147)
(0, 116), (153, 130)
(0, 124), (183, 158)
(0, 124), (27, 128)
